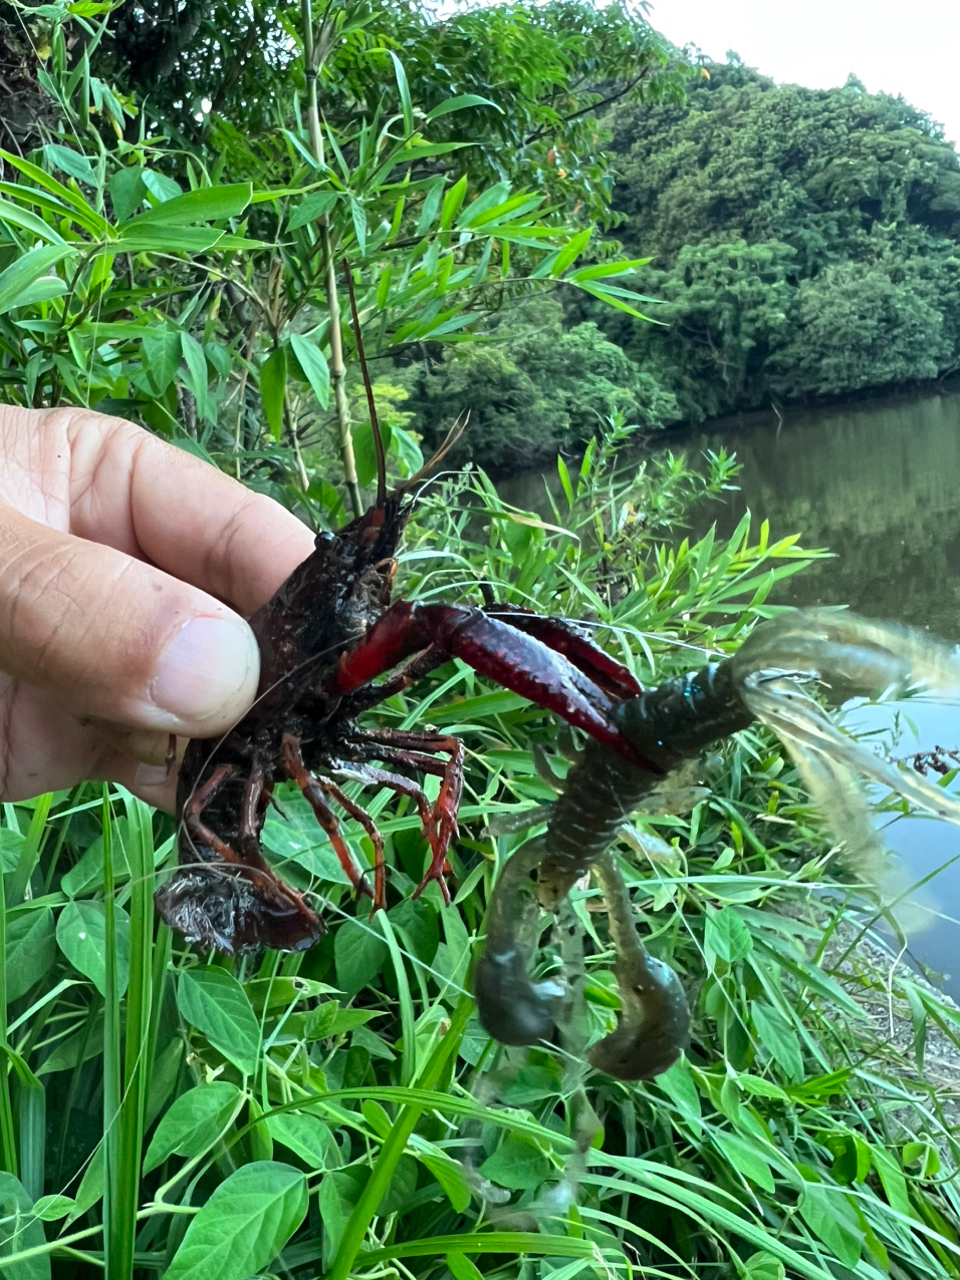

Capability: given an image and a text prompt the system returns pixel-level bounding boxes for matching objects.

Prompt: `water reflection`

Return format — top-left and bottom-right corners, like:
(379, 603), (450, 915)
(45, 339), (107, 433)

(688, 388), (960, 638)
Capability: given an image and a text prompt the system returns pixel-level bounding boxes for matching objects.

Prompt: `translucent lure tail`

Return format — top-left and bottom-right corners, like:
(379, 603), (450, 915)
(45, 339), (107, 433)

(734, 611), (960, 895)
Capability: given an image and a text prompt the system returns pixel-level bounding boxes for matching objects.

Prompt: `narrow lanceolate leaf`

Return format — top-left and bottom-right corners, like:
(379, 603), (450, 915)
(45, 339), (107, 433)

(388, 51), (414, 135)
(0, 244), (73, 316)
(163, 1162), (308, 1280)
(119, 182), (253, 226)
(56, 899), (131, 997)
(176, 967), (261, 1075)
(260, 345), (287, 440)
(289, 332), (330, 408)
(425, 93), (503, 121)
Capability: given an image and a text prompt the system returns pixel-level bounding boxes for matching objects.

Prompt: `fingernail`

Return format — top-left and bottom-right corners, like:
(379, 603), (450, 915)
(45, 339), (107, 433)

(133, 763), (173, 792)
(150, 617), (259, 727)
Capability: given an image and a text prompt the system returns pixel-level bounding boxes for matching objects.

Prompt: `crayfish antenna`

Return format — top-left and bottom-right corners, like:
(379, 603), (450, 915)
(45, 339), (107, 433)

(403, 411), (470, 492)
(344, 265), (388, 508)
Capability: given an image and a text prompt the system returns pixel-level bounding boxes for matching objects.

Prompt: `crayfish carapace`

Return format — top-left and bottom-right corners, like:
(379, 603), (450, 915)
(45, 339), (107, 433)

(475, 610), (960, 1080)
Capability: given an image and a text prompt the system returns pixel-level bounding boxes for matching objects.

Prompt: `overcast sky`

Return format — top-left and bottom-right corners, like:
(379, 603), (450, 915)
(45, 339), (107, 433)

(647, 0), (960, 147)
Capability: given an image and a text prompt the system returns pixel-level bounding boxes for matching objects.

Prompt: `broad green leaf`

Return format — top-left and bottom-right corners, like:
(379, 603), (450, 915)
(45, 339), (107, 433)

(797, 1181), (863, 1268)
(143, 1082), (243, 1174)
(141, 168), (182, 203)
(32, 1194), (74, 1222)
(420, 1152), (471, 1212)
(334, 918), (388, 999)
(42, 143), (97, 185)
(266, 1112), (342, 1170)
(4, 908), (56, 1001)
(0, 150), (108, 231)
(446, 1254), (484, 1280)
(289, 332), (330, 408)
(288, 190), (339, 230)
(177, 967), (261, 1075)
(479, 1137), (550, 1190)
(114, 226), (225, 253)
(751, 1001), (804, 1082)
(107, 165), (146, 221)
(712, 1129), (775, 1192)
(0, 244), (73, 316)
(60, 819), (132, 896)
(163, 1162), (308, 1280)
(56, 899), (130, 997)
(0, 1172), (50, 1280)
(15, 276), (68, 307)
(352, 419), (391, 488)
(743, 1253), (786, 1280)
(318, 1169), (364, 1270)
(141, 327), (183, 397)
(260, 346), (286, 440)
(180, 331), (212, 424)
(0, 196), (67, 243)
(705, 907), (753, 962)
(0, 828), (26, 871)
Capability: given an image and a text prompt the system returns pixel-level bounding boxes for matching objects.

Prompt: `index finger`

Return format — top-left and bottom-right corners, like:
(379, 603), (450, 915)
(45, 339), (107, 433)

(65, 410), (317, 616)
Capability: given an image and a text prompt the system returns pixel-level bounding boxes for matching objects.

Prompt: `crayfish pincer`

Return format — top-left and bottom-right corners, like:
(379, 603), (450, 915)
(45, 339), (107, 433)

(475, 609), (960, 1081)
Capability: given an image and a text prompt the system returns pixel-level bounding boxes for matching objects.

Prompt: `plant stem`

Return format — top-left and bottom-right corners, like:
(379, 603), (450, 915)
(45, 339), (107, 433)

(301, 0), (362, 517)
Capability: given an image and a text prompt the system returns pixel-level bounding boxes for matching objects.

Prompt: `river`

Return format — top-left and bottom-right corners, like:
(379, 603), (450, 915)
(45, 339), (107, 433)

(505, 384), (960, 994)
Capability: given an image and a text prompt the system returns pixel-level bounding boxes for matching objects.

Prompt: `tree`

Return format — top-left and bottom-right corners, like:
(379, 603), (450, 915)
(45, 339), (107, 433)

(594, 58), (960, 420)
(402, 296), (679, 468)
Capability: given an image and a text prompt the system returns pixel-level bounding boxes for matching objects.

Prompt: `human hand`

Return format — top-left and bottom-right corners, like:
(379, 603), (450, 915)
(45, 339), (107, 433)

(0, 406), (315, 810)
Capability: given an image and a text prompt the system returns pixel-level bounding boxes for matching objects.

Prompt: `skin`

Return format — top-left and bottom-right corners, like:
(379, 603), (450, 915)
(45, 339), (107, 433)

(0, 406), (314, 810)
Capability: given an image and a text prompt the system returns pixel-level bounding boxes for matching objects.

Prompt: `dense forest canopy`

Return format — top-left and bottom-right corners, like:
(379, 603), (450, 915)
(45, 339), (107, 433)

(404, 57), (960, 462)
(582, 59), (960, 425)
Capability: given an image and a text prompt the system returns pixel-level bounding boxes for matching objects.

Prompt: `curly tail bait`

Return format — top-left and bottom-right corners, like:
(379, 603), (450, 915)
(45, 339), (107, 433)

(476, 609), (960, 1080)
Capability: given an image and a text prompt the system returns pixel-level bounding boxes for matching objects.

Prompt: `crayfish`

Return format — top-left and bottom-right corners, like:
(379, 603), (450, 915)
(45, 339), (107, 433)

(154, 420), (668, 956)
(155, 399), (960, 1081)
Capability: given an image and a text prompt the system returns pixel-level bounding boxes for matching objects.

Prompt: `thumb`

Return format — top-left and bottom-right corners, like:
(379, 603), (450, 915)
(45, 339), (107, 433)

(0, 504), (261, 737)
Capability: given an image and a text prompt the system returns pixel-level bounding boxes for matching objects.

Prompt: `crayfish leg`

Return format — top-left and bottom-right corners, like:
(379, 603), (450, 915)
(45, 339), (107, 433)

(313, 774), (386, 913)
(181, 763), (244, 865)
(281, 734), (378, 907)
(355, 728), (465, 904)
